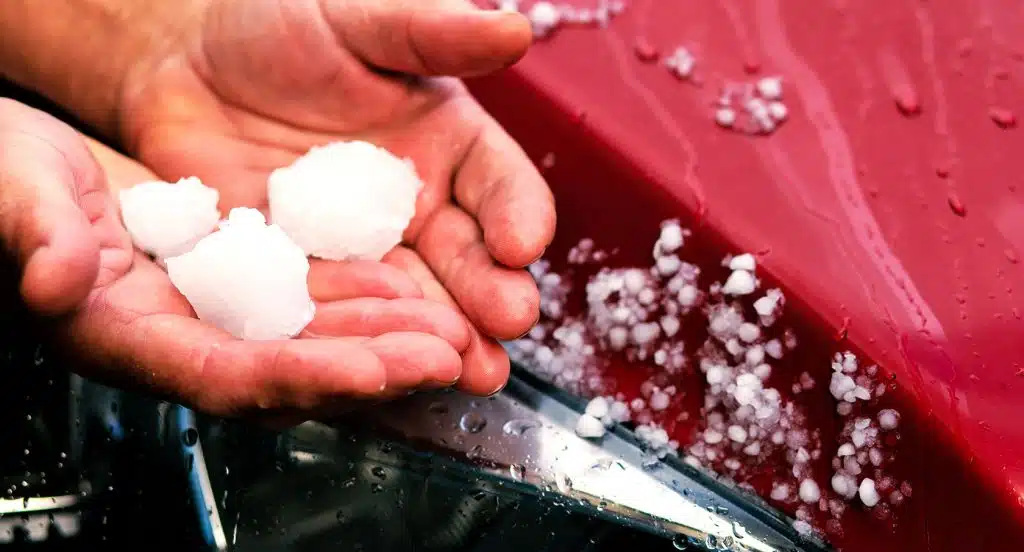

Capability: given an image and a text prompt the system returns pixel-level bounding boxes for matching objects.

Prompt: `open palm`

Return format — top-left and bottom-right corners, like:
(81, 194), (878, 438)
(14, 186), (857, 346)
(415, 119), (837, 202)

(1, 100), (475, 425)
(119, 0), (555, 396)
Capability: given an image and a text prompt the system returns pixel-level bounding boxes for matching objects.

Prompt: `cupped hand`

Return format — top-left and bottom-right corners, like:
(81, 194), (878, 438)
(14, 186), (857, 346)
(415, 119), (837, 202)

(120, 0), (556, 396)
(0, 98), (478, 423)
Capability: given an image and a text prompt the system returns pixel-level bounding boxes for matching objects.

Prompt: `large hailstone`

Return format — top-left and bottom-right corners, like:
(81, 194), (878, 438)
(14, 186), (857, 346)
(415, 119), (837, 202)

(268, 141), (424, 261)
(118, 177), (221, 260)
(165, 208), (315, 341)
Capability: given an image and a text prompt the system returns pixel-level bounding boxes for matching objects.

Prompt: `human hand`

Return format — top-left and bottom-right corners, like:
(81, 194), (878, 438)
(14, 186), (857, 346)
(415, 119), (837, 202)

(120, 0), (557, 396)
(0, 98), (477, 423)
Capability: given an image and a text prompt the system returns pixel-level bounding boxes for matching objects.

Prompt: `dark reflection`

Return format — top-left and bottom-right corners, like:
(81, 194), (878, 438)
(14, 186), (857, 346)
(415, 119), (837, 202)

(207, 420), (668, 552)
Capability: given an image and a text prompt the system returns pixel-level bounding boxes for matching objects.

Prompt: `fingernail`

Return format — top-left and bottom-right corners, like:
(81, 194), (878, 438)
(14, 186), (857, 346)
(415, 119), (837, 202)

(486, 380), (508, 397)
(526, 248), (547, 266)
(425, 376), (460, 390)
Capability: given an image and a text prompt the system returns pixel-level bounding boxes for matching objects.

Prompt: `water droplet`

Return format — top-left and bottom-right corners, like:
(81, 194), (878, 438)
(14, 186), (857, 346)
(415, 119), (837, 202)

(893, 86), (921, 116)
(336, 510), (347, 522)
(181, 428), (199, 447)
(502, 418), (539, 436)
(370, 483), (384, 494)
(989, 107), (1017, 129)
(671, 534), (690, 550)
(948, 194), (967, 217)
(340, 478), (356, 488)
(509, 464), (525, 481)
(554, 473), (573, 493)
(466, 444), (484, 461)
(427, 402), (449, 415)
(370, 466), (386, 480)
(633, 37), (659, 62)
(458, 412), (487, 433)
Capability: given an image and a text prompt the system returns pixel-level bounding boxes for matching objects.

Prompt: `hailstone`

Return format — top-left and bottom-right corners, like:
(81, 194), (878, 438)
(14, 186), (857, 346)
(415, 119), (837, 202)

(165, 208), (315, 341)
(267, 140), (423, 262)
(118, 177), (221, 260)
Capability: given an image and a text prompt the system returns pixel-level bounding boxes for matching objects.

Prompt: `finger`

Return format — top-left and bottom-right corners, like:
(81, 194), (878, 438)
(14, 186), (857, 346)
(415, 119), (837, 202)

(85, 137), (159, 193)
(362, 332), (463, 390)
(305, 297), (471, 352)
(307, 259), (423, 301)
(324, 0), (533, 77)
(384, 246), (510, 396)
(64, 260), (387, 415)
(452, 117), (556, 268)
(0, 99), (103, 316)
(414, 205), (539, 339)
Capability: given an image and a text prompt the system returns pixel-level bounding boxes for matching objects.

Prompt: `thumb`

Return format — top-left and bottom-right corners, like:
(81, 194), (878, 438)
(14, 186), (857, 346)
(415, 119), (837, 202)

(0, 99), (102, 316)
(323, 0), (533, 77)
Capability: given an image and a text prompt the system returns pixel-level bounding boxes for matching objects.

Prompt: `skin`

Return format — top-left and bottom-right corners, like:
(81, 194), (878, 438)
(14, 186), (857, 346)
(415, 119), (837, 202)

(0, 0), (556, 423)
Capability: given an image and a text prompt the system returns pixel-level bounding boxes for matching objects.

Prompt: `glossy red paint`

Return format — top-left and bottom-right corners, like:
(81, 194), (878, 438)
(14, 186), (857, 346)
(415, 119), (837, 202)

(469, 0), (1024, 550)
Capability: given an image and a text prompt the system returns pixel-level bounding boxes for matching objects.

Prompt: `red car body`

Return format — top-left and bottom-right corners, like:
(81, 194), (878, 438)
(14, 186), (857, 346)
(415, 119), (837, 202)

(467, 1), (1024, 550)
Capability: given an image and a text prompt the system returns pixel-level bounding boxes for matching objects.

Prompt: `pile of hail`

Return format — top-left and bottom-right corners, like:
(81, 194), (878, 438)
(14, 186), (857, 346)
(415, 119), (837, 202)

(492, 0), (627, 39)
(507, 219), (911, 538)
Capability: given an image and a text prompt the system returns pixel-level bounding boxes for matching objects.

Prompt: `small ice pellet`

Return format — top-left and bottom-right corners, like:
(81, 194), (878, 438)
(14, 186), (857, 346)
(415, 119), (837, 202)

(753, 295), (778, 317)
(768, 101), (788, 121)
(878, 409), (900, 430)
(837, 443), (856, 457)
(678, 285), (699, 306)
(757, 76), (783, 100)
(165, 208), (315, 341)
(528, 1), (561, 37)
(832, 474), (856, 498)
(585, 396), (610, 419)
(727, 425), (748, 443)
(737, 321), (761, 344)
(609, 400), (631, 422)
(770, 484), (790, 501)
(660, 315), (681, 337)
(715, 107), (737, 128)
(764, 339), (784, 359)
(729, 253), (757, 271)
(722, 269), (757, 295)
(658, 222), (684, 252)
(268, 141), (423, 262)
(607, 326), (629, 350)
(858, 478), (880, 507)
(119, 177), (221, 260)
(649, 391), (671, 411)
(793, 520), (812, 536)
(575, 414), (606, 439)
(798, 479), (821, 504)
(665, 47), (696, 79)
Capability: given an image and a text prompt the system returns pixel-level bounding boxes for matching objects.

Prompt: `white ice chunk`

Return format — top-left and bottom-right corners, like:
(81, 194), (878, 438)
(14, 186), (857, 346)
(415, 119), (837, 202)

(575, 414), (606, 439)
(528, 1), (561, 37)
(585, 396), (610, 419)
(756, 76), (783, 100)
(165, 208), (315, 341)
(798, 478), (821, 503)
(268, 141), (423, 262)
(878, 409), (900, 430)
(722, 269), (756, 295)
(119, 177), (220, 260)
(728, 253), (756, 271)
(858, 478), (880, 507)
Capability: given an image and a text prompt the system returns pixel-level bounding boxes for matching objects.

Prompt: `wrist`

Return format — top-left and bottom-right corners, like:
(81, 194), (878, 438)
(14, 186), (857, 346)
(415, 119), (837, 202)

(0, 0), (209, 141)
